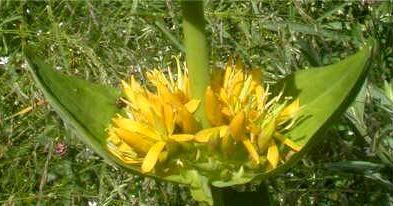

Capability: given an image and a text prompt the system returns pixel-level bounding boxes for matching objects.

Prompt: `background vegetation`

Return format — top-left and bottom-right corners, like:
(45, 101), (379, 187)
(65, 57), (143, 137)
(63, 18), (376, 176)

(1, 1), (392, 205)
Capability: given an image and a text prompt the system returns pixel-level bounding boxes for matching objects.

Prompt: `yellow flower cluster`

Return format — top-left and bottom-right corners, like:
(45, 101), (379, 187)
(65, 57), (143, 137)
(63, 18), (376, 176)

(107, 58), (301, 173)
(202, 58), (301, 168)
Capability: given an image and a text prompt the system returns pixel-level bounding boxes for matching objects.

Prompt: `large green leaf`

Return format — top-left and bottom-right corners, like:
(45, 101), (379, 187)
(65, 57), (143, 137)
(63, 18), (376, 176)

(252, 41), (374, 181)
(25, 48), (138, 172)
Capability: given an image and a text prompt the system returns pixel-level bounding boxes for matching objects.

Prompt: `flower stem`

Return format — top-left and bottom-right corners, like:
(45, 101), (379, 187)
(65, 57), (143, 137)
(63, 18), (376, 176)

(212, 182), (271, 206)
(181, 0), (210, 128)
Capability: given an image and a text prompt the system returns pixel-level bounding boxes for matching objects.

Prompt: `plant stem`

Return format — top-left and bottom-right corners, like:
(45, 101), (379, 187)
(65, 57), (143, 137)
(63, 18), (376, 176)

(212, 182), (271, 206)
(181, 0), (210, 128)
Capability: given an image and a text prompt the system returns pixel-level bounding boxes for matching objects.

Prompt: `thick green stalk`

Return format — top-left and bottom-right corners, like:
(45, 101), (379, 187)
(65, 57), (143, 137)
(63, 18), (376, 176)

(181, 0), (210, 128)
(212, 183), (271, 206)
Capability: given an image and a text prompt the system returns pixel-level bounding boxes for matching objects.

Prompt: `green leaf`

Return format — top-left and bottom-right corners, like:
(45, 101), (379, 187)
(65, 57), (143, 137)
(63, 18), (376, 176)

(324, 161), (393, 191)
(383, 80), (393, 102)
(345, 80), (368, 137)
(324, 161), (385, 174)
(212, 167), (254, 188)
(255, 41), (374, 180)
(25, 47), (141, 172)
(165, 170), (213, 206)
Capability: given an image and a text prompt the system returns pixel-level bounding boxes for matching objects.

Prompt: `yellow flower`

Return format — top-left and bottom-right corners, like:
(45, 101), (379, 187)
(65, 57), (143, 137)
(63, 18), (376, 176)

(107, 57), (303, 173)
(107, 61), (199, 173)
(204, 58), (302, 168)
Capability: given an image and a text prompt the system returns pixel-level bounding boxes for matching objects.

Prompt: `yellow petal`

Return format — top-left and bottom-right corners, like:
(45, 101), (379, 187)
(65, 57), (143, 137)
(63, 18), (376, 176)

(158, 83), (183, 106)
(277, 99), (300, 123)
(248, 123), (260, 134)
(133, 93), (157, 123)
(163, 104), (175, 135)
(267, 140), (279, 168)
(117, 143), (138, 158)
(205, 86), (225, 126)
(182, 74), (190, 99)
(257, 118), (275, 152)
(113, 117), (161, 141)
(147, 103), (167, 135)
(129, 76), (143, 92)
(121, 77), (146, 104)
(107, 139), (142, 164)
(229, 111), (246, 141)
(195, 129), (215, 143)
(121, 80), (136, 102)
(242, 139), (260, 164)
(255, 85), (267, 110)
(219, 126), (229, 138)
(107, 127), (122, 145)
(184, 99), (200, 113)
(274, 132), (301, 152)
(114, 128), (154, 154)
(221, 106), (231, 117)
(147, 70), (170, 89)
(231, 71), (244, 98)
(178, 108), (200, 134)
(210, 69), (224, 92)
(176, 90), (189, 103)
(235, 57), (244, 71)
(168, 134), (194, 142)
(141, 141), (166, 173)
(107, 144), (142, 164)
(194, 127), (223, 143)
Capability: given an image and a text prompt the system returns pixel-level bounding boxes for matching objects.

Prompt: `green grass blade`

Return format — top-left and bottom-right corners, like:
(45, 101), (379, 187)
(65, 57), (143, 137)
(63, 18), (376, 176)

(154, 20), (184, 52)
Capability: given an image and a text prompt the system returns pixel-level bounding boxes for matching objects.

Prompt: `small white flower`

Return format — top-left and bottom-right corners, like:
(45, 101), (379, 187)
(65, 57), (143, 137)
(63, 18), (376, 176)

(0, 56), (9, 66)
(88, 200), (97, 206)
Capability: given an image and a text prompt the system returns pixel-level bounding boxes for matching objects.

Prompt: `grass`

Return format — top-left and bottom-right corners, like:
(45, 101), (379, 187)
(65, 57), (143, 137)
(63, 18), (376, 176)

(1, 1), (392, 205)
